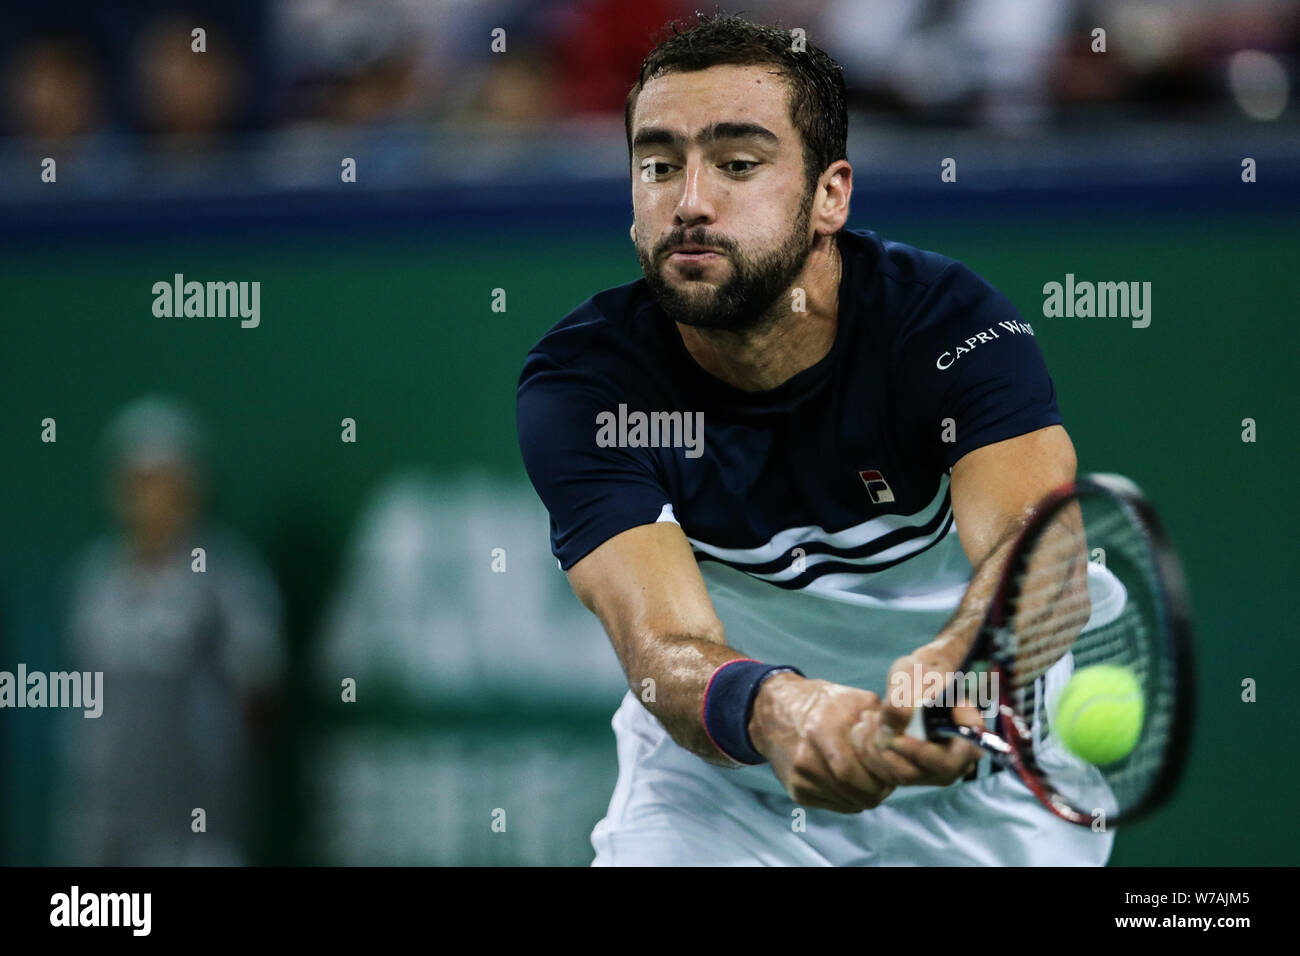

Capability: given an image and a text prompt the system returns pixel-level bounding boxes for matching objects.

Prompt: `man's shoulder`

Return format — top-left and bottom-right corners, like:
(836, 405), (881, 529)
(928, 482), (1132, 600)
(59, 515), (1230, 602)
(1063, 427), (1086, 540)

(519, 276), (658, 381)
(844, 228), (956, 284)
(842, 228), (1011, 350)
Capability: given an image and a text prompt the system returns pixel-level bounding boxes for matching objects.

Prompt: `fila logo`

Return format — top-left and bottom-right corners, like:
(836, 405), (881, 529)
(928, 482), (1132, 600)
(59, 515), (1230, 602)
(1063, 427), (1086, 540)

(859, 469), (895, 504)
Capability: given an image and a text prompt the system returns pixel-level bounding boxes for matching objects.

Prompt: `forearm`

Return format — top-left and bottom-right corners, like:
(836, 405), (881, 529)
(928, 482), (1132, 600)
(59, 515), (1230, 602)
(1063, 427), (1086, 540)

(566, 524), (762, 764)
(622, 630), (759, 766)
(923, 503), (1088, 675)
(921, 525), (1023, 666)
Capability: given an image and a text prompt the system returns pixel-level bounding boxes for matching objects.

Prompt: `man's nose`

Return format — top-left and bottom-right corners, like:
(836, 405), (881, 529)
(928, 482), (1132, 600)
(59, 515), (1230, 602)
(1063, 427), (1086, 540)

(674, 158), (717, 226)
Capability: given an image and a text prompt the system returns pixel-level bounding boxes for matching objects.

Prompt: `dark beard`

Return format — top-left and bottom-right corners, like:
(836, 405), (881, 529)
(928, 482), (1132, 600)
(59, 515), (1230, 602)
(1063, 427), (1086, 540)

(639, 194), (815, 333)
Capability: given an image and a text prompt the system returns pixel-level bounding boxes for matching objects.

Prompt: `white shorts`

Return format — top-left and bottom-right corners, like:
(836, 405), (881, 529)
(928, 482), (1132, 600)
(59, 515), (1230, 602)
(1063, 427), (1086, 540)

(591, 693), (1115, 866)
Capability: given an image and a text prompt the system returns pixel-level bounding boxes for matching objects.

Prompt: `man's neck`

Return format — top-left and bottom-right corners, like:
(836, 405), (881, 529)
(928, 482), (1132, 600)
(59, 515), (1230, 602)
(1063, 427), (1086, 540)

(676, 234), (842, 392)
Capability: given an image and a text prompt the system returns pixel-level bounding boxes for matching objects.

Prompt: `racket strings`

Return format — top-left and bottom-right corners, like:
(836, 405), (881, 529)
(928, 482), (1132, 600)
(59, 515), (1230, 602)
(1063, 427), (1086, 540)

(1003, 508), (1143, 686)
(999, 499), (1175, 817)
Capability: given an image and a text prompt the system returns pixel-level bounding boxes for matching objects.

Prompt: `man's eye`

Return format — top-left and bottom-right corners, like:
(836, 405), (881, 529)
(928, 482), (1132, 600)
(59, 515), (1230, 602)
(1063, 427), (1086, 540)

(724, 160), (759, 174)
(640, 161), (674, 181)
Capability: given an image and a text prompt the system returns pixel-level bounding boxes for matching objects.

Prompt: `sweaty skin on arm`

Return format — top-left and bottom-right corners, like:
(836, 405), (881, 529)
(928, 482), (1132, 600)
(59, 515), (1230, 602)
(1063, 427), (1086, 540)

(566, 518), (897, 812)
(566, 518), (737, 764)
(565, 423), (1078, 811)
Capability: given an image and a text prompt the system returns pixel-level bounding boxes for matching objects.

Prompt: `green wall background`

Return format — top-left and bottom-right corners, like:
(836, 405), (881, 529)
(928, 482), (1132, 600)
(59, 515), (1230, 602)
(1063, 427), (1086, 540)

(1, 205), (1296, 865)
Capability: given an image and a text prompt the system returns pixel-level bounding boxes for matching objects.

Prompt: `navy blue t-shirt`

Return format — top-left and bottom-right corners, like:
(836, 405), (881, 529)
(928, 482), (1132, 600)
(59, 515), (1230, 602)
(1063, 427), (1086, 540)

(516, 228), (1061, 581)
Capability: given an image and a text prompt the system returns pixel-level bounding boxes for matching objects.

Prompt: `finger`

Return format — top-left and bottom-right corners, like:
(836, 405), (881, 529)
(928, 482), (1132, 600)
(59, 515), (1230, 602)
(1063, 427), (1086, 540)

(889, 731), (983, 769)
(827, 721), (914, 794)
(786, 762), (878, 814)
(863, 697), (987, 784)
(851, 706), (915, 755)
(951, 702), (986, 733)
(878, 723), (977, 785)
(808, 735), (891, 808)
(852, 715), (930, 785)
(884, 732), (984, 778)
(864, 742), (931, 785)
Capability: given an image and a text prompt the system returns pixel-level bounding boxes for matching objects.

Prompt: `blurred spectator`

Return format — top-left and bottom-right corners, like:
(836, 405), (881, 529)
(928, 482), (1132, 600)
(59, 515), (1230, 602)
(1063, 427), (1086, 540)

(0, 0), (1293, 198)
(271, 0), (568, 126)
(273, 0), (424, 124)
(51, 395), (285, 865)
(814, 0), (1075, 129)
(0, 26), (133, 197)
(131, 14), (247, 139)
(1055, 0), (1298, 119)
(470, 44), (561, 124)
(2, 31), (105, 141)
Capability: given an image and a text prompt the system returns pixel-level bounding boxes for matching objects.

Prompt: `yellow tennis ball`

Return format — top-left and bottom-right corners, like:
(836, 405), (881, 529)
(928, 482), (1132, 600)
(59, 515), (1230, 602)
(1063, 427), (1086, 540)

(1053, 664), (1144, 765)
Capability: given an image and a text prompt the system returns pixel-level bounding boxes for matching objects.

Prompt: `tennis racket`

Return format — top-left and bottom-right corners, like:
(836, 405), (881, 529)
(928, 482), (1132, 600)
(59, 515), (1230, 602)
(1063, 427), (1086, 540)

(904, 473), (1194, 827)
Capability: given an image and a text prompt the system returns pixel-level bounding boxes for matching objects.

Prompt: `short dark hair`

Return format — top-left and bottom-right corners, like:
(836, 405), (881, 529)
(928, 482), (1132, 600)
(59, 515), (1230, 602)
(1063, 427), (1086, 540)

(624, 11), (848, 194)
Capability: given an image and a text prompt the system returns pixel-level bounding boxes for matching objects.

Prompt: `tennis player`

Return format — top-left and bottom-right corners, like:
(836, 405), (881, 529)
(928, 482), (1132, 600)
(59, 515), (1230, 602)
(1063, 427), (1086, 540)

(517, 12), (1111, 866)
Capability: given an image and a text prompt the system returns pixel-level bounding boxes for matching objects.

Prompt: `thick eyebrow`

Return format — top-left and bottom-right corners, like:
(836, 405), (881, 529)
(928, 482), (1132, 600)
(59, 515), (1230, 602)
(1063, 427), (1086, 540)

(632, 121), (781, 153)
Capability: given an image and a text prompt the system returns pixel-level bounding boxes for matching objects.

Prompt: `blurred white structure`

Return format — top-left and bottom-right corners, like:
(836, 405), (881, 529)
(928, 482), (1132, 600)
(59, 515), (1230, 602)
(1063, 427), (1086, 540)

(310, 472), (626, 864)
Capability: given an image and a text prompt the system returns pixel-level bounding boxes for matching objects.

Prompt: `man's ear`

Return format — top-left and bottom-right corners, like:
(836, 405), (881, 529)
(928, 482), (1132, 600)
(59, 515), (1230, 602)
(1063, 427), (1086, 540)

(629, 222), (636, 242)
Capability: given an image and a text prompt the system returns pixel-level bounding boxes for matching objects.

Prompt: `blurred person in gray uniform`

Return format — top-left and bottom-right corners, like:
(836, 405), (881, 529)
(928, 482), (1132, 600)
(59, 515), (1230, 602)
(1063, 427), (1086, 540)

(52, 395), (284, 865)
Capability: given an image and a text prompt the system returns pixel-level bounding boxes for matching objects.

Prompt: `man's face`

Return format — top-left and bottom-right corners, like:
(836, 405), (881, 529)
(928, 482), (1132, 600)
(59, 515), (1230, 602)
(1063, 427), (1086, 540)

(630, 64), (818, 332)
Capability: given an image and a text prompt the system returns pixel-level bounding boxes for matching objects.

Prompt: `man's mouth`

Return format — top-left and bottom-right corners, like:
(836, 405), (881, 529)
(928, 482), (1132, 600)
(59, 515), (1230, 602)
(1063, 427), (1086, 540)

(667, 244), (724, 262)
